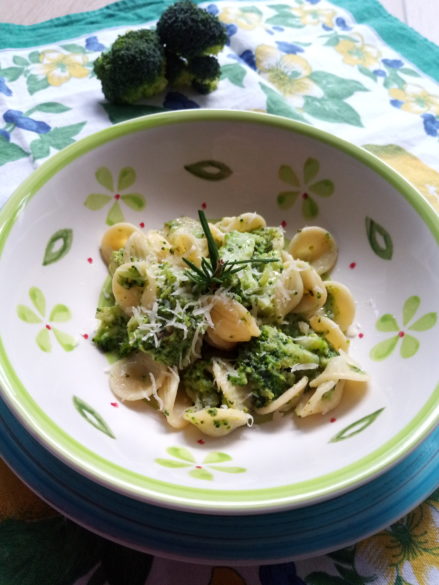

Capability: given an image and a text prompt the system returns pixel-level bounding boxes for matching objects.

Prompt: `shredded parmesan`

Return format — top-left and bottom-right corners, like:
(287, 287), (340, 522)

(290, 362), (319, 373)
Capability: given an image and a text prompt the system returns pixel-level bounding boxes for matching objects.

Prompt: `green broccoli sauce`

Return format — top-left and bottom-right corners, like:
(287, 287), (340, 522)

(93, 305), (132, 357)
(109, 248), (126, 275)
(182, 359), (221, 408)
(117, 264), (145, 289)
(229, 325), (320, 408)
(323, 290), (337, 321)
(217, 229), (283, 318)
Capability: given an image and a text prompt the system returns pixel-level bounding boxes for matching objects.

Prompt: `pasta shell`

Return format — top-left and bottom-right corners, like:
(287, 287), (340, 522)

(292, 261), (327, 316)
(109, 352), (168, 401)
(308, 313), (349, 351)
(309, 351), (369, 388)
(288, 226), (338, 275)
(295, 380), (345, 417)
(112, 261), (148, 315)
(215, 212), (266, 233)
(212, 359), (250, 410)
(272, 252), (304, 318)
(324, 281), (356, 332)
(158, 368), (190, 429)
(256, 376), (308, 415)
(208, 294), (260, 343)
(100, 222), (139, 265)
(140, 267), (157, 310)
(205, 328), (237, 351)
(184, 407), (253, 437)
(125, 229), (172, 262)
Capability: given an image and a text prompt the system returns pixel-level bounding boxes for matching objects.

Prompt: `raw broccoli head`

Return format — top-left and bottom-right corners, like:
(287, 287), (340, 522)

(166, 53), (221, 94)
(93, 29), (167, 104)
(157, 1), (227, 59)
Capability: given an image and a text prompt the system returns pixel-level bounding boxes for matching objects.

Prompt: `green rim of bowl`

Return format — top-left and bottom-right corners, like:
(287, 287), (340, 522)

(0, 110), (438, 513)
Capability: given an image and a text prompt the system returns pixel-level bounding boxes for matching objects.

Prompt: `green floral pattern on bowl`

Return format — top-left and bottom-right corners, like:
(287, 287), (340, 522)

(16, 287), (76, 352)
(370, 296), (437, 360)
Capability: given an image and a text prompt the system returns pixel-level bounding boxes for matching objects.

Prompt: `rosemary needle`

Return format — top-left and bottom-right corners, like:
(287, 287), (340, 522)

(183, 210), (277, 290)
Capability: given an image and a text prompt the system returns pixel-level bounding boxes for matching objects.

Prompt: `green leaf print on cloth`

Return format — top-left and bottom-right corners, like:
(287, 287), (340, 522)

(0, 102), (86, 166)
(0, 517), (103, 585)
(254, 44), (367, 127)
(0, 516), (153, 585)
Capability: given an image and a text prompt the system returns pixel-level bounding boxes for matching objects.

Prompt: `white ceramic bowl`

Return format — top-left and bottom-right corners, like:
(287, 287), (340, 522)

(0, 110), (437, 514)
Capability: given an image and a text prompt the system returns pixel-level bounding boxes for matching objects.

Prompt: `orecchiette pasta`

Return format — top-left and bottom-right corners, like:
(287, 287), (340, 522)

(125, 229), (173, 262)
(183, 406), (253, 437)
(212, 359), (250, 410)
(208, 293), (260, 344)
(215, 212), (266, 233)
(272, 252), (304, 319)
(323, 280), (356, 332)
(308, 313), (349, 351)
(288, 226), (338, 275)
(256, 376), (308, 415)
(295, 380), (345, 417)
(112, 261), (149, 315)
(292, 260), (328, 316)
(109, 352), (168, 402)
(94, 211), (369, 437)
(101, 223), (140, 265)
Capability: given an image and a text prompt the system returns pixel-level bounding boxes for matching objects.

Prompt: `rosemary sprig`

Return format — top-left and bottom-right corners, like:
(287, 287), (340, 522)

(183, 210), (277, 289)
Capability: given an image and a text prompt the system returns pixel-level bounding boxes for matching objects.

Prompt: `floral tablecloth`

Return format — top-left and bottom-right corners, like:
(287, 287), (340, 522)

(0, 1), (438, 584)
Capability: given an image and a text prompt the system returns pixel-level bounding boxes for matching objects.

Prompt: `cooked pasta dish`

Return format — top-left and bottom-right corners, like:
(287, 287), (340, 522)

(93, 211), (369, 437)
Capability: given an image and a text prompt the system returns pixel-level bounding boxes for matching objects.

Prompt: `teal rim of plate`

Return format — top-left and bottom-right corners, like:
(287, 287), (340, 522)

(0, 0), (438, 82)
(1, 398), (438, 562)
(0, 110), (438, 512)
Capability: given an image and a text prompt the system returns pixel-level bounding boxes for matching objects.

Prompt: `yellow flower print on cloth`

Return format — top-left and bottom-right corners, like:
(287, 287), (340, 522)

(219, 6), (262, 30)
(335, 34), (381, 68)
(356, 496), (439, 584)
(255, 45), (320, 101)
(34, 49), (90, 87)
(364, 144), (439, 212)
(389, 84), (439, 116)
(292, 4), (336, 28)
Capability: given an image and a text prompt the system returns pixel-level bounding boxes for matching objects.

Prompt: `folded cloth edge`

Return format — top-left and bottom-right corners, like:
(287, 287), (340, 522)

(0, 0), (438, 83)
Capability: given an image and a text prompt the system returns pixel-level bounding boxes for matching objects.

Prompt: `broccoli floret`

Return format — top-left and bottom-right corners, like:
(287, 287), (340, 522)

(93, 29), (167, 104)
(230, 325), (320, 408)
(188, 55), (221, 93)
(157, 1), (227, 59)
(181, 359), (222, 408)
(93, 305), (132, 356)
(166, 53), (221, 94)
